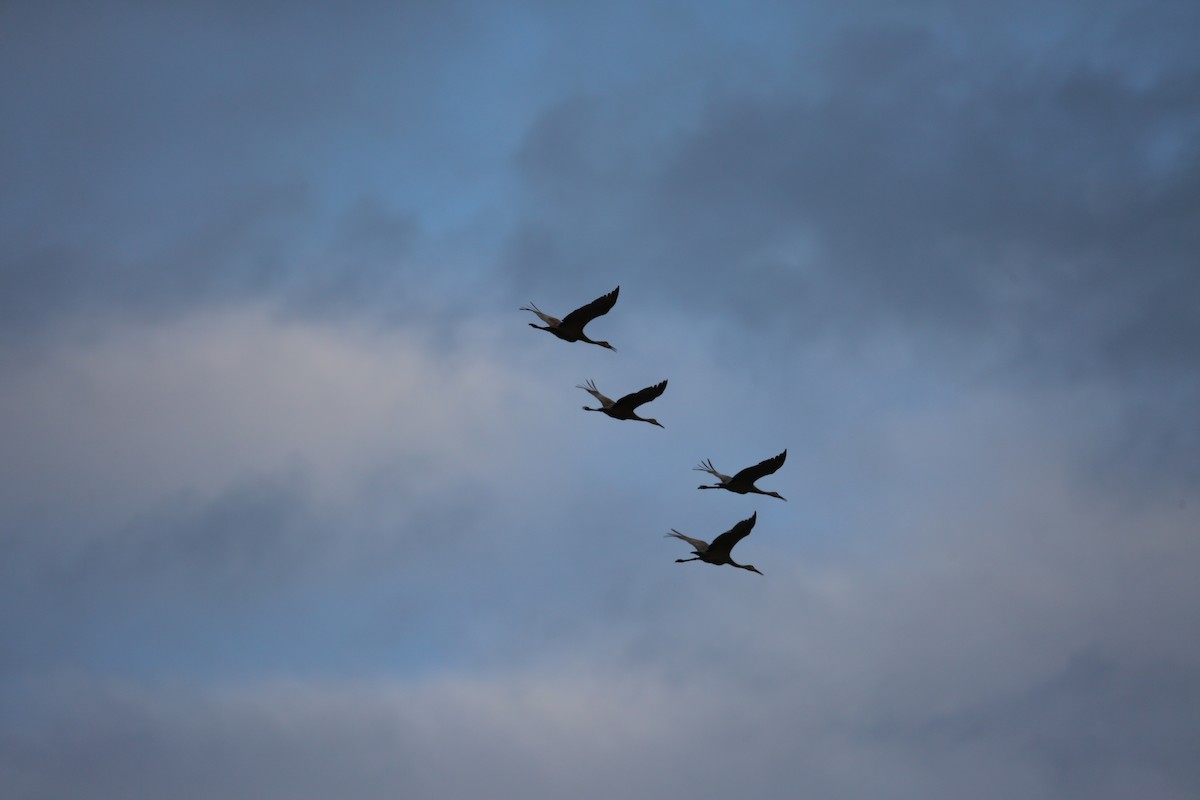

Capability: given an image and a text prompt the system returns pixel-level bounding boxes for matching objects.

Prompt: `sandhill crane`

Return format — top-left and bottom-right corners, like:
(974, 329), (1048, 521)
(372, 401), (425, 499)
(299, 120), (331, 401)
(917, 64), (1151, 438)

(520, 287), (619, 350)
(577, 378), (667, 427)
(695, 450), (787, 500)
(667, 512), (762, 575)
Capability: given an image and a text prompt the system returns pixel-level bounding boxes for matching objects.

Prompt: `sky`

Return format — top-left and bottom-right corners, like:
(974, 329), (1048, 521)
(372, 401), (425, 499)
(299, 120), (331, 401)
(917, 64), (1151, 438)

(1, 1), (1199, 797)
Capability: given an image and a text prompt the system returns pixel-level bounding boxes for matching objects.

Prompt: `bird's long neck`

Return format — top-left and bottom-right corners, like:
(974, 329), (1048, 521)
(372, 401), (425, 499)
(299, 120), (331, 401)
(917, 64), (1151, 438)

(730, 560), (762, 574)
(751, 487), (786, 501)
(579, 335), (615, 351)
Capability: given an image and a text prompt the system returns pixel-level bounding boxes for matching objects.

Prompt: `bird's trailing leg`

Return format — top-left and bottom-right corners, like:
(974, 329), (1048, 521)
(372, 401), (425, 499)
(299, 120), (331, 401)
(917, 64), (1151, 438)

(519, 302), (560, 327)
(693, 458), (730, 485)
(576, 379), (613, 409)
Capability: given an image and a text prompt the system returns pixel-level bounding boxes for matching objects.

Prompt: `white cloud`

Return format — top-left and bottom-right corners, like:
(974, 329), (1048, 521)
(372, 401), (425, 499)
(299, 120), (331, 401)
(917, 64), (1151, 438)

(0, 304), (571, 543)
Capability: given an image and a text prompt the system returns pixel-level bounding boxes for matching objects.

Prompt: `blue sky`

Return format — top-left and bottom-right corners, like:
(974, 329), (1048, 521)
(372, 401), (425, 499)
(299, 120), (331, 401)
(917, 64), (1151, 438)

(2, 1), (1199, 797)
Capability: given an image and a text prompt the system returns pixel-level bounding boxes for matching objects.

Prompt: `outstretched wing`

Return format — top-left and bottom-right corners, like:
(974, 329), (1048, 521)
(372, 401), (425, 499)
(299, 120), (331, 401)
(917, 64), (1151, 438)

(666, 529), (709, 553)
(612, 379), (667, 414)
(708, 512), (757, 558)
(731, 450), (787, 485)
(560, 286), (619, 330)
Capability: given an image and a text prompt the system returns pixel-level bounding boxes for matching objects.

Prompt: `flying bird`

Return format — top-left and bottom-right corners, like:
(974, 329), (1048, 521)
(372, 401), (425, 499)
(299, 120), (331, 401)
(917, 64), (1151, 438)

(667, 512), (762, 575)
(577, 378), (667, 427)
(695, 450), (787, 500)
(520, 287), (619, 350)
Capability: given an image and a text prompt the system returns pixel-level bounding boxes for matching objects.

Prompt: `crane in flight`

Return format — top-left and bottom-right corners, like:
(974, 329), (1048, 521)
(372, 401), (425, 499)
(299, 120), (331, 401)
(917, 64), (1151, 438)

(577, 378), (667, 427)
(695, 450), (787, 500)
(667, 512), (763, 575)
(520, 287), (619, 350)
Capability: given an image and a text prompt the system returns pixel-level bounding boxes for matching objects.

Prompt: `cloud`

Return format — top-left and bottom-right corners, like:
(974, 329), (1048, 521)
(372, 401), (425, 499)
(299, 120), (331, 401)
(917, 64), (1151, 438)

(0, 0), (524, 334)
(4, 564), (1199, 800)
(2, 323), (1198, 797)
(2, 2), (1198, 798)
(0, 304), (616, 676)
(503, 11), (1200, 381)
(0, 307), (514, 527)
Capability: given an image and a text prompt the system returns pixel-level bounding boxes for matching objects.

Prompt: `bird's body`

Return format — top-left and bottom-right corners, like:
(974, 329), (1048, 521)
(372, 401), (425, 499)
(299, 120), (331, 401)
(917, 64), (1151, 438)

(520, 287), (619, 350)
(667, 512), (762, 575)
(695, 450), (787, 500)
(577, 379), (667, 427)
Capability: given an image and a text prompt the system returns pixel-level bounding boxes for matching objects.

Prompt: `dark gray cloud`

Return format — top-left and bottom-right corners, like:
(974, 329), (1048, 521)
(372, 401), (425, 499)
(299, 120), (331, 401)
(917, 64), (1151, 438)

(4, 644), (1198, 799)
(499, 8), (1200, 498)
(844, 650), (1200, 799)
(504, 12), (1200, 381)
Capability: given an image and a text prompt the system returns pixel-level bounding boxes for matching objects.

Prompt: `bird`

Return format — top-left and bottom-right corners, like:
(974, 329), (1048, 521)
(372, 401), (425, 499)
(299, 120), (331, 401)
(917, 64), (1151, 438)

(694, 450), (787, 500)
(520, 287), (619, 350)
(577, 378), (667, 427)
(666, 512), (762, 575)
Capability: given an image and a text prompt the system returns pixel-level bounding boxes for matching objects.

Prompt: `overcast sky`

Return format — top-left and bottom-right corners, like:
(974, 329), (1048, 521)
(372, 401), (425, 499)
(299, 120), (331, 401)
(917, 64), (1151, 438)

(2, 1), (1199, 798)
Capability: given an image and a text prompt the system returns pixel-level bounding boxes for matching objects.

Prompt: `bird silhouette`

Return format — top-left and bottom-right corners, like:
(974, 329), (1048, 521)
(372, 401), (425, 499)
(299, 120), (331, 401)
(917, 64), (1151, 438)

(667, 512), (762, 575)
(695, 450), (787, 500)
(577, 378), (667, 427)
(520, 287), (619, 350)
